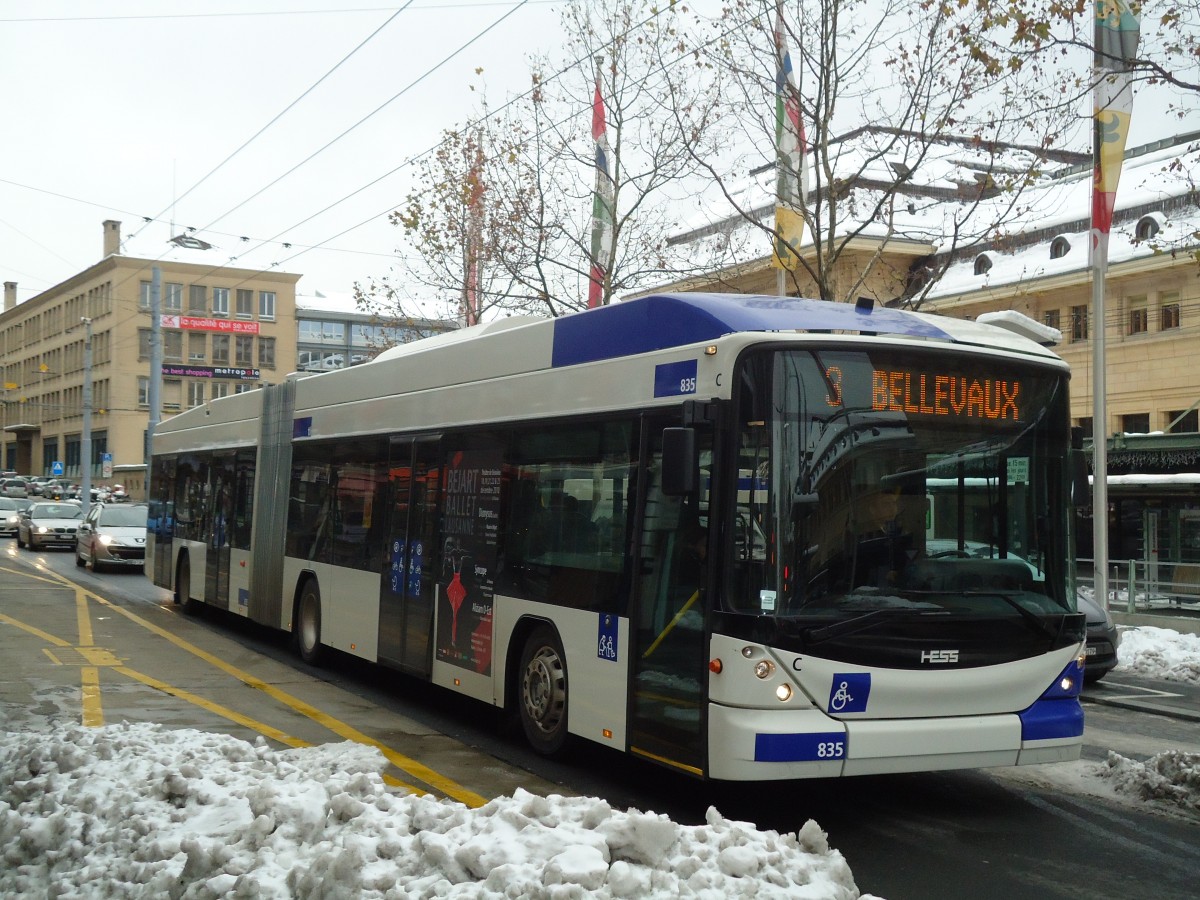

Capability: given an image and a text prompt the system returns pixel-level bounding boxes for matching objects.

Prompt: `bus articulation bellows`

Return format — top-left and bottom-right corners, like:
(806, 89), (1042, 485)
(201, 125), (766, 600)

(148, 292), (1087, 780)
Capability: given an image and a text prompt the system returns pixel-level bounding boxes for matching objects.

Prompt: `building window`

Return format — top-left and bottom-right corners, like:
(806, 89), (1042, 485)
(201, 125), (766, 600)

(164, 283), (183, 311)
(235, 335), (253, 365)
(139, 281), (152, 309)
(212, 287), (230, 316)
(212, 382), (229, 400)
(164, 331), (183, 361)
(1167, 410), (1198, 433)
(138, 376), (149, 406)
(235, 383), (255, 394)
(1049, 237), (1070, 259)
(1121, 413), (1149, 434)
(236, 289), (253, 318)
(189, 332), (206, 362)
(187, 381), (206, 408)
(259, 291), (276, 320)
(1070, 305), (1088, 343)
(1135, 214), (1163, 241)
(212, 334), (230, 363)
(1043, 309), (1060, 330)
(1160, 291), (1181, 330)
(258, 337), (275, 368)
(1128, 306), (1148, 335)
(188, 285), (207, 313)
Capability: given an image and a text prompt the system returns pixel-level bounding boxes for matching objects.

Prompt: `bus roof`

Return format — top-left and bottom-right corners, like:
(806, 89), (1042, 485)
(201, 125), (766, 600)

(374, 293), (1061, 372)
(551, 293), (966, 366)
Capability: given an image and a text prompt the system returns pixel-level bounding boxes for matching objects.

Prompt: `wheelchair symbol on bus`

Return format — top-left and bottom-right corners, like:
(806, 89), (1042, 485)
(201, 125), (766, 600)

(827, 673), (871, 714)
(830, 681), (853, 711)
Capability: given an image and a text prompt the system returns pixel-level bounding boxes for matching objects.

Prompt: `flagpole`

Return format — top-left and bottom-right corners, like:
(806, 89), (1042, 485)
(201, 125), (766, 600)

(1090, 0), (1140, 610)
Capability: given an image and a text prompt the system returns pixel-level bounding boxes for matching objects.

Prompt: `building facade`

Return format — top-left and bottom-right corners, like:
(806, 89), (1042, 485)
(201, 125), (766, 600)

(295, 299), (456, 373)
(1, 221), (300, 496)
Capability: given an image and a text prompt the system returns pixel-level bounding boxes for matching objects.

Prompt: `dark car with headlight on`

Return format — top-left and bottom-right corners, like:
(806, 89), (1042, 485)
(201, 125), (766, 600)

(1077, 591), (1120, 683)
(75, 502), (148, 571)
(16, 501), (85, 550)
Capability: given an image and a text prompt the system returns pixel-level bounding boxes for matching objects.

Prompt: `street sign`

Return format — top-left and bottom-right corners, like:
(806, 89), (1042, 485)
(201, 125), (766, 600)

(101, 452), (113, 479)
(52, 461), (64, 476)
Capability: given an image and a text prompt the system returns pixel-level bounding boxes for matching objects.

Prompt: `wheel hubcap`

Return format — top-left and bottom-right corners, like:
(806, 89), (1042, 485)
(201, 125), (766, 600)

(523, 646), (565, 734)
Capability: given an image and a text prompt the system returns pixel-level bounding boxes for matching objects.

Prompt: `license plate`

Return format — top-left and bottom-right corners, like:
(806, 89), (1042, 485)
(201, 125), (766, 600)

(1085, 646), (1097, 656)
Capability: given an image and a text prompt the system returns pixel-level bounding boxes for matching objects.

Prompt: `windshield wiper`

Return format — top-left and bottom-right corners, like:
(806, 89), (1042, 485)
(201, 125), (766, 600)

(805, 607), (948, 645)
(964, 591), (1061, 641)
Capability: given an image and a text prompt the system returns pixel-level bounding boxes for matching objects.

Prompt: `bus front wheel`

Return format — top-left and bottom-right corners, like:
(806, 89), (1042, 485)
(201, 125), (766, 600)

(518, 626), (569, 756)
(295, 580), (324, 666)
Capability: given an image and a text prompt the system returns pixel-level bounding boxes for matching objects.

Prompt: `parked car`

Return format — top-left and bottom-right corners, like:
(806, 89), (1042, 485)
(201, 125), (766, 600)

(1077, 591), (1121, 683)
(0, 497), (24, 537)
(27, 476), (54, 496)
(16, 501), (85, 551)
(75, 502), (148, 571)
(1, 477), (30, 499)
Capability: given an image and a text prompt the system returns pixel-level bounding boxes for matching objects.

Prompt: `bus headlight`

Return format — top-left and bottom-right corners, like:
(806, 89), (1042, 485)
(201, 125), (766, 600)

(775, 683), (793, 702)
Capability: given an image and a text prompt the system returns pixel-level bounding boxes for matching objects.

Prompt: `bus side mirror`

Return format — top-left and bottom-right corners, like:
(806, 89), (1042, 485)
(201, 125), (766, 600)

(662, 427), (697, 496)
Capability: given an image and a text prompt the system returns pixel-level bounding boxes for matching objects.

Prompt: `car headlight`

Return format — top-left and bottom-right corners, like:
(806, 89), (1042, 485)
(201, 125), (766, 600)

(98, 534), (115, 546)
(36, 526), (49, 534)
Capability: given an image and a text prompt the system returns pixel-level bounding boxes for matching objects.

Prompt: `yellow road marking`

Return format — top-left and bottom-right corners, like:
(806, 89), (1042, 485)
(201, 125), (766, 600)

(7, 566), (487, 807)
(75, 585), (94, 647)
(1, 612), (73, 647)
(81, 667), (103, 727)
(90, 594), (486, 807)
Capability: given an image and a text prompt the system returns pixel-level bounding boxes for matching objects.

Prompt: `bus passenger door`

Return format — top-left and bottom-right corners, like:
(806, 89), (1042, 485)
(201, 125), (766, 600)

(378, 437), (441, 675)
(629, 422), (711, 775)
(204, 453), (235, 610)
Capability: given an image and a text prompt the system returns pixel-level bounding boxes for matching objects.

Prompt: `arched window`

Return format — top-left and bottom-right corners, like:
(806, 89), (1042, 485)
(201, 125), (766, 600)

(1050, 236), (1071, 259)
(1135, 213), (1165, 242)
(973, 253), (993, 276)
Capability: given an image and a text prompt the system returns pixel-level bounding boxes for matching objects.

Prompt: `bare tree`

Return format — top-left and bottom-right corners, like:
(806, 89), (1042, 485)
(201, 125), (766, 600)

(358, 0), (737, 322)
(671, 0), (1085, 307)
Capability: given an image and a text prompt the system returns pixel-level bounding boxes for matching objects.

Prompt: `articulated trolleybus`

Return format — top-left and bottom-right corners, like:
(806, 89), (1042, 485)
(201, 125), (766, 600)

(149, 293), (1086, 780)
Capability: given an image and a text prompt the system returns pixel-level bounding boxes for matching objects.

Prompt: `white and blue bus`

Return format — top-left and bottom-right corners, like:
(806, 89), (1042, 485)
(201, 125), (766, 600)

(148, 292), (1086, 780)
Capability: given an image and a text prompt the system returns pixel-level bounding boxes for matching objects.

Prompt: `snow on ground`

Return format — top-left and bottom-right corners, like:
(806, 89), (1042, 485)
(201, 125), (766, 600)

(0, 625), (1196, 899)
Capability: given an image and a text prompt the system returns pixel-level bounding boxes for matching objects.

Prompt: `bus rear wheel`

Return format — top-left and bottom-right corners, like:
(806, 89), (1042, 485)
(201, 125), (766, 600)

(295, 580), (324, 666)
(518, 626), (569, 756)
(175, 555), (200, 615)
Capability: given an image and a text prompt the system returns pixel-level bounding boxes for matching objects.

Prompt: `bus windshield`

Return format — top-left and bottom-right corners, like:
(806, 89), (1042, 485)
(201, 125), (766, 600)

(728, 346), (1073, 623)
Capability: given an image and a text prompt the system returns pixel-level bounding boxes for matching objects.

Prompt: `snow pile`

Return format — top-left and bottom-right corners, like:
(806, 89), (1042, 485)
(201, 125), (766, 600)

(1099, 750), (1200, 814)
(1116, 625), (1200, 684)
(0, 722), (870, 899)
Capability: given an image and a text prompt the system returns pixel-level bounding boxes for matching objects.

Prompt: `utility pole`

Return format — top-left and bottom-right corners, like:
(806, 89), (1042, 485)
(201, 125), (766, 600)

(146, 267), (162, 463)
(81, 317), (93, 506)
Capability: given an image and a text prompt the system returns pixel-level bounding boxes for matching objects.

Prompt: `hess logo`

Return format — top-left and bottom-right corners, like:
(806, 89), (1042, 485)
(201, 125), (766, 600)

(920, 649), (959, 664)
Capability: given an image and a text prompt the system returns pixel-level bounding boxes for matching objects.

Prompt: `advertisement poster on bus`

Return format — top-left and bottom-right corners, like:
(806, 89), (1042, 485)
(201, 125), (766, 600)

(436, 449), (501, 675)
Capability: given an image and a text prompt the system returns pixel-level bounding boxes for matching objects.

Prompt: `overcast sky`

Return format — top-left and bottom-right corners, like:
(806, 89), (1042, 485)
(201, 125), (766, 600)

(0, 0), (571, 309)
(1, 1), (1192, 314)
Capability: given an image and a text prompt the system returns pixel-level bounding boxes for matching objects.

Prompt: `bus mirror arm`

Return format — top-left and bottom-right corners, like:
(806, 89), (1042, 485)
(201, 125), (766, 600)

(662, 427), (697, 496)
(1069, 426), (1089, 507)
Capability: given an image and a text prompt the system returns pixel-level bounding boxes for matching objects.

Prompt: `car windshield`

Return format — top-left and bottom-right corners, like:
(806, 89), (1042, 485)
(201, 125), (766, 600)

(33, 504), (84, 519)
(99, 507), (148, 527)
(0, 498), (19, 510)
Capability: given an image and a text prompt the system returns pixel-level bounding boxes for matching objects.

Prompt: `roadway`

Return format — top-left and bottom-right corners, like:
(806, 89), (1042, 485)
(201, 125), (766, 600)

(2, 540), (1198, 899)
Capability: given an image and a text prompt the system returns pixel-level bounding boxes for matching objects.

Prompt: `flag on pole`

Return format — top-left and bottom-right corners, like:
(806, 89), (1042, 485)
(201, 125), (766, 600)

(589, 75), (615, 308)
(1091, 0), (1140, 248)
(772, 7), (808, 270)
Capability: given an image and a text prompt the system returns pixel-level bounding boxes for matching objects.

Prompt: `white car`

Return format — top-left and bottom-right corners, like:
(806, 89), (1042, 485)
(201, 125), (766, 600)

(16, 501), (84, 550)
(75, 503), (148, 571)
